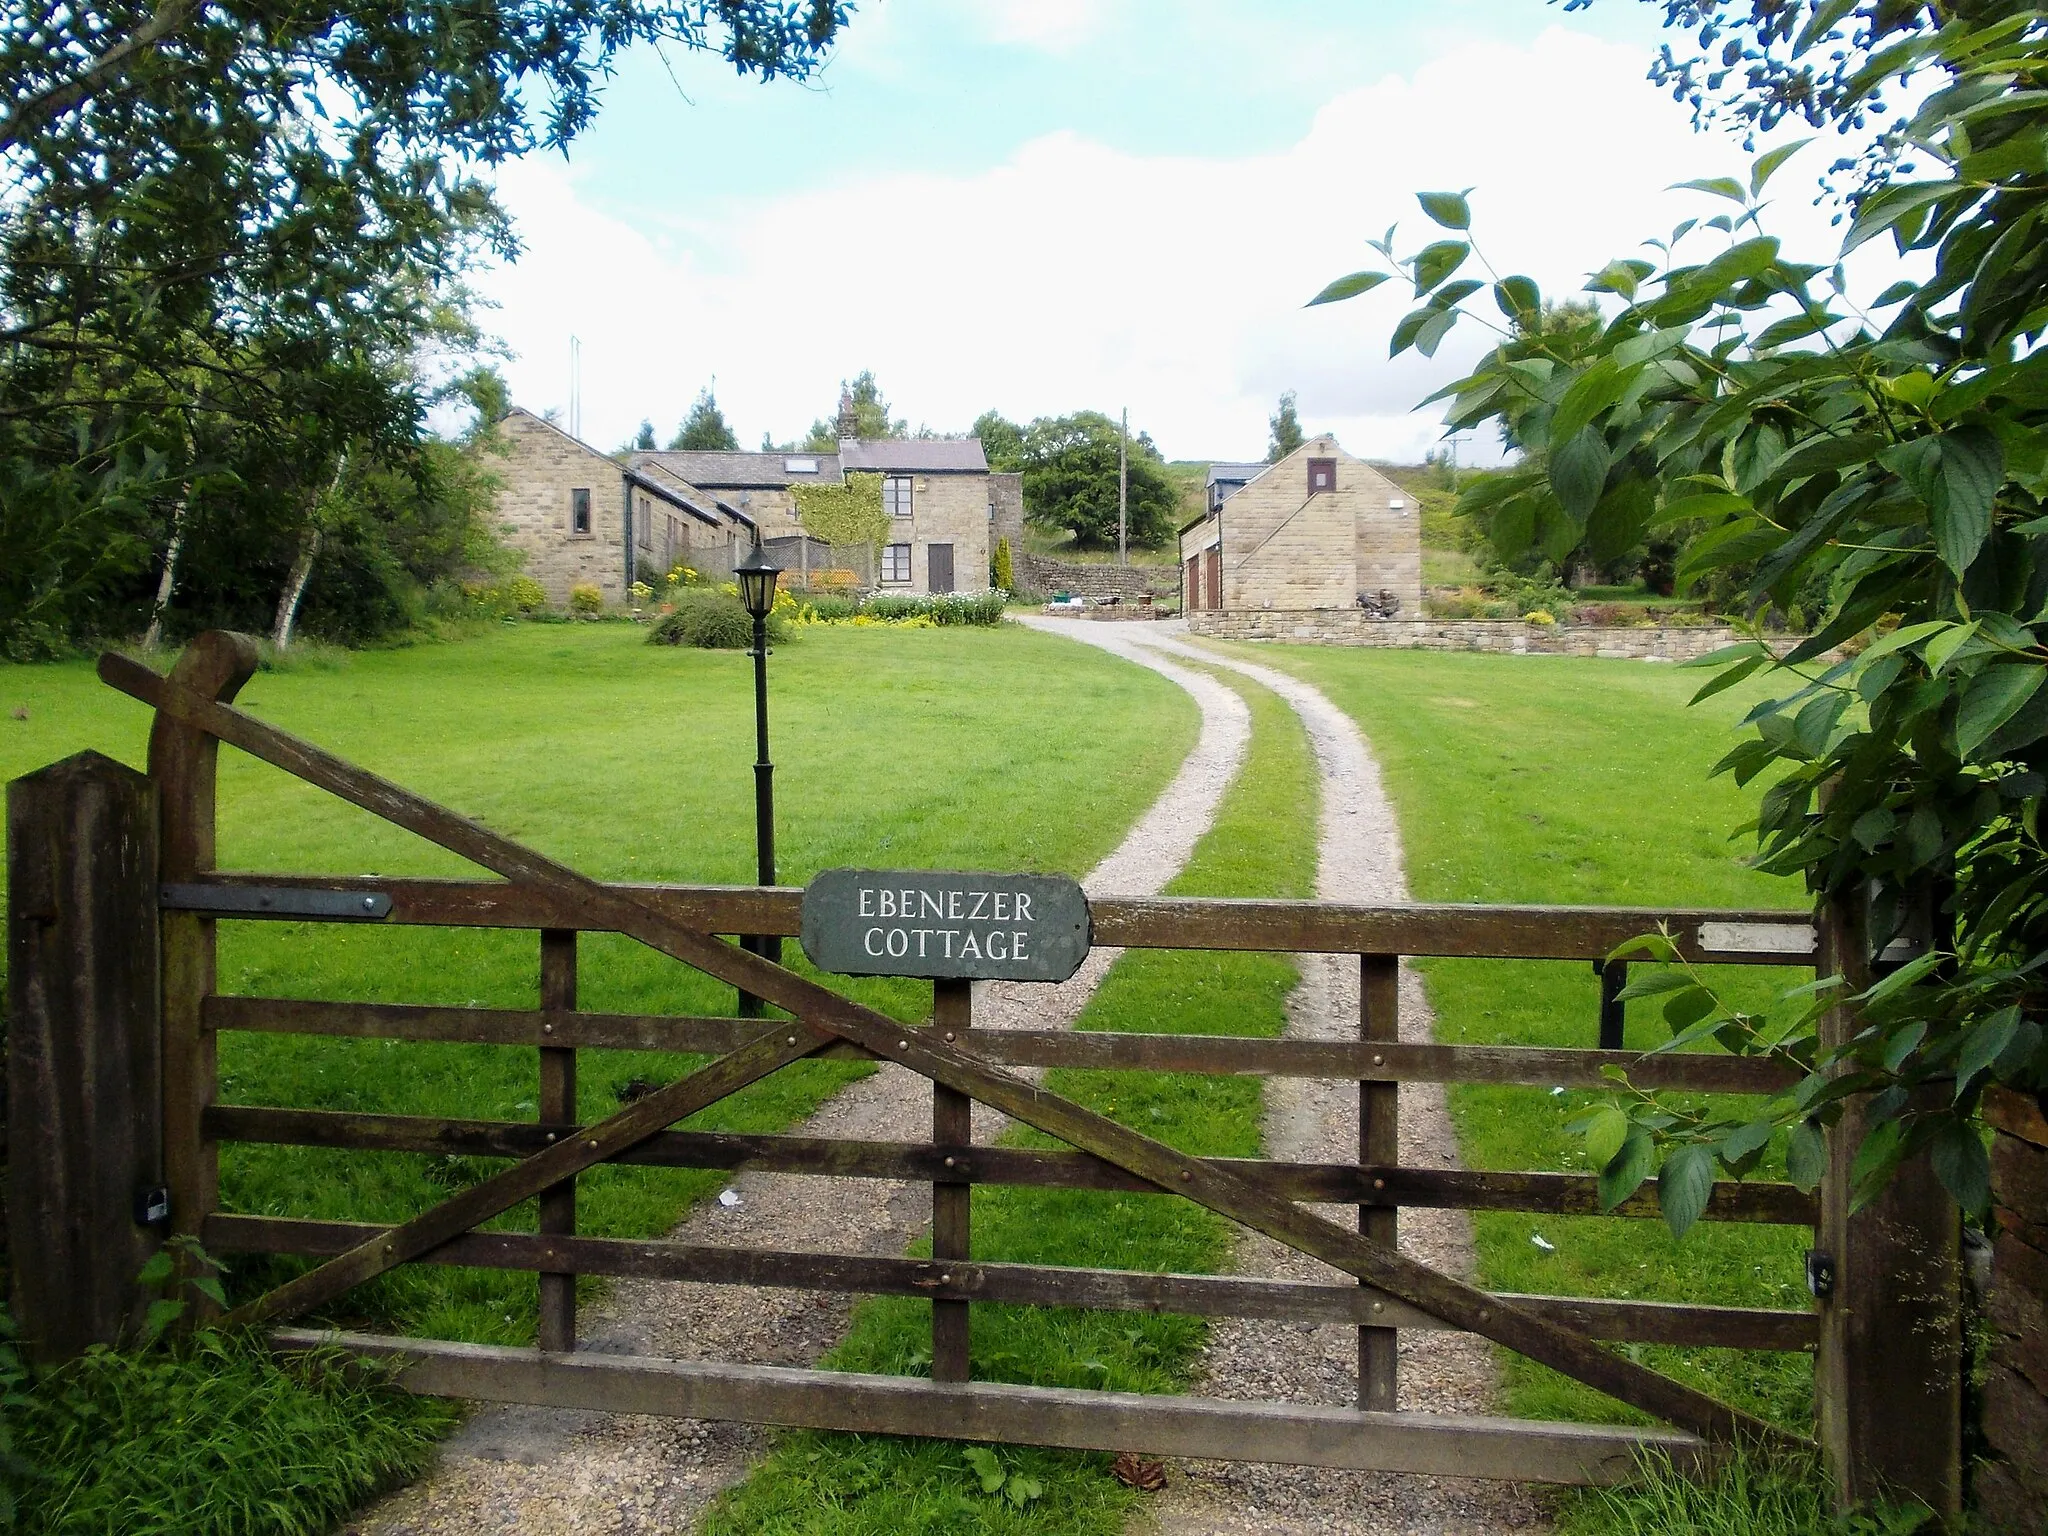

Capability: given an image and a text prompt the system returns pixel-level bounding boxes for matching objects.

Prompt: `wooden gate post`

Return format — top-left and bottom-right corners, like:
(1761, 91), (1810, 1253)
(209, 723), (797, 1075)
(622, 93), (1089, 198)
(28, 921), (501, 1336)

(6, 751), (163, 1363)
(1814, 892), (1962, 1517)
(151, 631), (260, 1311)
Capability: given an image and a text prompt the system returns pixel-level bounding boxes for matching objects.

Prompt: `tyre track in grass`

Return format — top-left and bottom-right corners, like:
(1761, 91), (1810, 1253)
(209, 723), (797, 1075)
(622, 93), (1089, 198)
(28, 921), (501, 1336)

(347, 625), (1250, 1536)
(1103, 624), (1546, 1536)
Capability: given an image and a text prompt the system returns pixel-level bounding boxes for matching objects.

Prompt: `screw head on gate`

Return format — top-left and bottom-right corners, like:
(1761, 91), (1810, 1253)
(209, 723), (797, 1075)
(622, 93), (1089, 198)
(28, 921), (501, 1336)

(943, 1032), (955, 1043)
(362, 896), (377, 912)
(898, 1040), (908, 1051)
(587, 1139), (598, 1150)
(787, 1035), (797, 1046)
(1180, 1170), (1192, 1181)
(1478, 1309), (1490, 1323)
(1373, 1177), (1385, 1191)
(939, 1273), (952, 1284)
(1372, 1301), (1383, 1314)
(1371, 1053), (1384, 1066)
(542, 1022), (552, 1035)
(943, 1156), (956, 1168)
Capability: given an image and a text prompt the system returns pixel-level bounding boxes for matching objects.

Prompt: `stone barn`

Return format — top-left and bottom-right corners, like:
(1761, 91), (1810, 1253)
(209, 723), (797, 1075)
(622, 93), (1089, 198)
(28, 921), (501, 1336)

(1177, 437), (1420, 618)
(488, 407), (751, 608)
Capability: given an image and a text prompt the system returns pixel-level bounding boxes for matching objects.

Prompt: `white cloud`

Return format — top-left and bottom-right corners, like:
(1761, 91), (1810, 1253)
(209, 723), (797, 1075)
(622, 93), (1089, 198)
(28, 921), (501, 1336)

(963, 0), (1107, 50)
(478, 26), (1888, 464)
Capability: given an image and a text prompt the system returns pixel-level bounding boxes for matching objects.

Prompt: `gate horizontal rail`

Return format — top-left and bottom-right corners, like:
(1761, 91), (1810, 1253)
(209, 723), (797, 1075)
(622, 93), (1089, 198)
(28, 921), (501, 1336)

(164, 872), (1818, 964)
(216, 1215), (1817, 1350)
(274, 1329), (1710, 1485)
(203, 994), (1801, 1093)
(205, 1104), (1817, 1223)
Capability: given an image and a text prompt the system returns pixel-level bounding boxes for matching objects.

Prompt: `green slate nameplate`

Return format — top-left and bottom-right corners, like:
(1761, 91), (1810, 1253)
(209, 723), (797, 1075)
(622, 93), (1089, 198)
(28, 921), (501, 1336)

(800, 868), (1091, 982)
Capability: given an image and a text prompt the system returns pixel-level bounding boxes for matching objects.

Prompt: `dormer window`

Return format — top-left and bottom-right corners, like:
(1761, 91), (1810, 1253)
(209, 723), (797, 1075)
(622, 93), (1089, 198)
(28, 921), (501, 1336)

(1308, 458), (1336, 494)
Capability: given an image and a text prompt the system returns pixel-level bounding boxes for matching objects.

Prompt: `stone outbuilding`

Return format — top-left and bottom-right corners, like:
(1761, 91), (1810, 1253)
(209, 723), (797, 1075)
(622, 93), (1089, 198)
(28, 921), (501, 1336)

(489, 408), (752, 608)
(1177, 437), (1420, 617)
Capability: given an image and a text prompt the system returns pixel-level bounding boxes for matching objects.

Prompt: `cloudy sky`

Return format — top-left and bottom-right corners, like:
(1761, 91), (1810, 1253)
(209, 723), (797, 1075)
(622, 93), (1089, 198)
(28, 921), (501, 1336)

(476, 0), (1874, 464)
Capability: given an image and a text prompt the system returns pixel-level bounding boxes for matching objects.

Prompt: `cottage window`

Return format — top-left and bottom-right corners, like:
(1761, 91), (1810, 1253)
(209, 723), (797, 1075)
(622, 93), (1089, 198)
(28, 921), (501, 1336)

(570, 487), (592, 535)
(1308, 458), (1336, 494)
(883, 476), (913, 518)
(882, 543), (912, 583)
(637, 495), (652, 549)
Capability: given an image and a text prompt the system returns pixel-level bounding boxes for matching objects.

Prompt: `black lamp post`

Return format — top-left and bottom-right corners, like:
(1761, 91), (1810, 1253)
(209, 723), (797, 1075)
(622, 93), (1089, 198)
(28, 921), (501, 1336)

(733, 538), (782, 1011)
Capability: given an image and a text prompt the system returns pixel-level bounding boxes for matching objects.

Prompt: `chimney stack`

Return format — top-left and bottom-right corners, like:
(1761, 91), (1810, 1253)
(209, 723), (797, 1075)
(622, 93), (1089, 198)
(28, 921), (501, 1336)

(836, 386), (857, 441)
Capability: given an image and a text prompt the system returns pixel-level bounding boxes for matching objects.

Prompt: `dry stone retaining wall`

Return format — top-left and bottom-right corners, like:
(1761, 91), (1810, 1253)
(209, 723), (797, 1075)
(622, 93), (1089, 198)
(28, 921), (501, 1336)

(1186, 608), (1803, 662)
(1021, 556), (1179, 604)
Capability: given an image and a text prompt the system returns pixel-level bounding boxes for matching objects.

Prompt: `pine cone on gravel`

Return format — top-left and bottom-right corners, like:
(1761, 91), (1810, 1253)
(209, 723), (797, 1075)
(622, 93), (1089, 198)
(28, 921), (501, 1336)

(1110, 1452), (1166, 1491)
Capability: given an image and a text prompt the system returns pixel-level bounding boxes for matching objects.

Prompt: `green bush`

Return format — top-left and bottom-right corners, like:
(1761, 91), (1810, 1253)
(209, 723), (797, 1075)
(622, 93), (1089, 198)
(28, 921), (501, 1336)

(860, 591), (1005, 626)
(2, 1324), (453, 1535)
(648, 589), (787, 649)
(993, 537), (1014, 592)
(568, 582), (603, 618)
(507, 575), (547, 614)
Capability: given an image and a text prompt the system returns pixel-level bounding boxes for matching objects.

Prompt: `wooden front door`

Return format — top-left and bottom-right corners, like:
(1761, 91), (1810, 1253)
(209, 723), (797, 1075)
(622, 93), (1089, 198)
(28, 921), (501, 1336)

(928, 543), (955, 594)
(1185, 556), (1202, 610)
(1204, 548), (1221, 609)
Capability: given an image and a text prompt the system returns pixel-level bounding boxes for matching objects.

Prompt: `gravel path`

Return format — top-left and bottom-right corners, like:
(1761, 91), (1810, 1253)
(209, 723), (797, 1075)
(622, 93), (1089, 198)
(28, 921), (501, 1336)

(1078, 624), (1549, 1536)
(344, 626), (1250, 1536)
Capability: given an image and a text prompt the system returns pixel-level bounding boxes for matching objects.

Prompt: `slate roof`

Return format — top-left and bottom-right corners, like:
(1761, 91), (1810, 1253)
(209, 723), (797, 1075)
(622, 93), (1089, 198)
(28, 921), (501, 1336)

(1205, 461), (1270, 491)
(632, 450), (844, 488)
(839, 438), (989, 473)
(627, 462), (742, 528)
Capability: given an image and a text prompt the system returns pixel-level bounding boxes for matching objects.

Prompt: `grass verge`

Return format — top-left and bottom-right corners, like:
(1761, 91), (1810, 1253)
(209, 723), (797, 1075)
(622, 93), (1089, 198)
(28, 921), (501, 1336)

(1212, 645), (1818, 1503)
(1, 1329), (455, 1535)
(701, 668), (1318, 1534)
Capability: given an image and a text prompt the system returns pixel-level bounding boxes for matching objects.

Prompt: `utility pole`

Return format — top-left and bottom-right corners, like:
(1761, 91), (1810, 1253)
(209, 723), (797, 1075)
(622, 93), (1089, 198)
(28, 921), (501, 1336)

(1118, 406), (1128, 566)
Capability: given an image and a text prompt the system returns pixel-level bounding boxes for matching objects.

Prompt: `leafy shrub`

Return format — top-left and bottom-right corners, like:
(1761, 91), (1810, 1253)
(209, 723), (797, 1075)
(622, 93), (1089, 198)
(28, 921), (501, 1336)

(568, 582), (603, 617)
(647, 589), (787, 649)
(2, 1320), (452, 1535)
(993, 537), (1014, 592)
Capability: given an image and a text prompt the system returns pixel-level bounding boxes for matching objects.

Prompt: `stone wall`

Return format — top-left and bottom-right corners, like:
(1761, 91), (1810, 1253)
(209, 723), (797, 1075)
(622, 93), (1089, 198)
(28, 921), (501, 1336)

(493, 409), (630, 608)
(883, 471), (990, 595)
(1980, 1087), (2048, 1533)
(1186, 608), (1790, 662)
(1021, 556), (1180, 604)
(990, 473), (1025, 585)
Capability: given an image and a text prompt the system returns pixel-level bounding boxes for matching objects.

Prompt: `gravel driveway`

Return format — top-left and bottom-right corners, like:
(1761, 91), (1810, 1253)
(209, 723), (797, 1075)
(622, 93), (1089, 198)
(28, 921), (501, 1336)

(345, 625), (1249, 1536)
(1064, 624), (1548, 1536)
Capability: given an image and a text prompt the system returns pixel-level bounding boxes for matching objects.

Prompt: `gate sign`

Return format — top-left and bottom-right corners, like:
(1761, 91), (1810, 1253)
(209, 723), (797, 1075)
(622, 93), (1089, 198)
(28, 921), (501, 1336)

(800, 868), (1091, 982)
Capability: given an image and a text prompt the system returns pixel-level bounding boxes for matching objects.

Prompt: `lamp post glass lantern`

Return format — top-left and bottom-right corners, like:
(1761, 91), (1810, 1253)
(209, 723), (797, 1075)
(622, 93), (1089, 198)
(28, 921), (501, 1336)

(735, 539), (782, 1012)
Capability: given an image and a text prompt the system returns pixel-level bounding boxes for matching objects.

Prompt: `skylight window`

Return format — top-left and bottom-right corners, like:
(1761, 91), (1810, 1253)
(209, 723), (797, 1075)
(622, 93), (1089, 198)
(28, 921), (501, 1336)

(784, 457), (818, 473)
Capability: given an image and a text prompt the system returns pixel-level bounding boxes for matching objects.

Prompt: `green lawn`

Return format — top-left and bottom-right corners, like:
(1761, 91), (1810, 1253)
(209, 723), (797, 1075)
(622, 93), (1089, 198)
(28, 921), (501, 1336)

(702, 667), (1320, 1535)
(1, 622), (1201, 1343)
(1211, 643), (1816, 1431)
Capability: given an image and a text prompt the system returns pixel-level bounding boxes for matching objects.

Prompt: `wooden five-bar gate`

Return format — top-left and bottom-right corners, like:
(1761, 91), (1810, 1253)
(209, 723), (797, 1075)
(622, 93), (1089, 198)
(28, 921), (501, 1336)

(6, 633), (1963, 1506)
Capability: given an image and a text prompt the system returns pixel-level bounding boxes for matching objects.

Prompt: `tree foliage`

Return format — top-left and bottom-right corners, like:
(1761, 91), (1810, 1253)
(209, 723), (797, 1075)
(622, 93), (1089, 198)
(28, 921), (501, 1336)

(805, 369), (905, 448)
(973, 409), (1026, 472)
(1315, 1), (2048, 1223)
(1017, 412), (1179, 550)
(1, 0), (845, 652)
(670, 386), (740, 450)
(1267, 391), (1304, 463)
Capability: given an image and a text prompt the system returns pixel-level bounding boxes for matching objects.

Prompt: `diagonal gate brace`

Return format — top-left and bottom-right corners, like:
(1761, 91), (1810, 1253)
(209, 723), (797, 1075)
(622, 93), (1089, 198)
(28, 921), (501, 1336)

(103, 639), (1803, 1451)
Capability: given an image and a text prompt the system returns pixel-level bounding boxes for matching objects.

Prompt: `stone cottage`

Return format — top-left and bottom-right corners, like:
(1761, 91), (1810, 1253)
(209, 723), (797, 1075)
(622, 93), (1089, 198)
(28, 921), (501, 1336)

(489, 407), (752, 608)
(1177, 437), (1420, 616)
(630, 440), (1003, 596)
